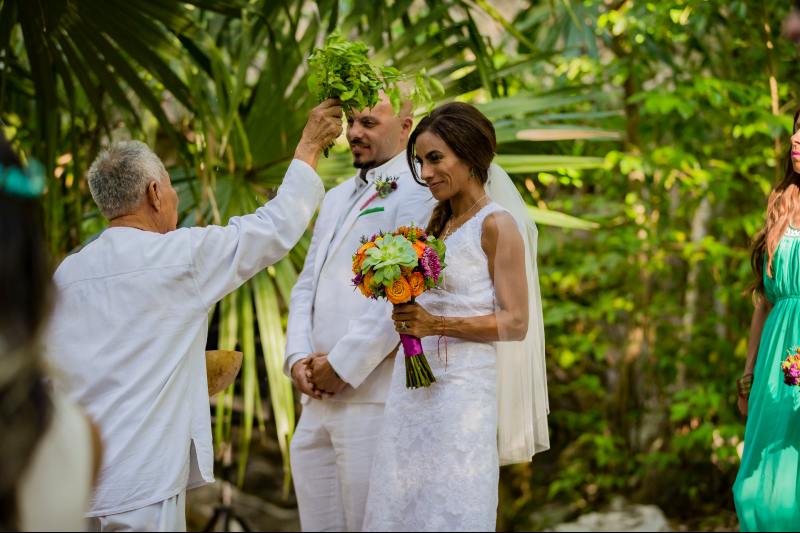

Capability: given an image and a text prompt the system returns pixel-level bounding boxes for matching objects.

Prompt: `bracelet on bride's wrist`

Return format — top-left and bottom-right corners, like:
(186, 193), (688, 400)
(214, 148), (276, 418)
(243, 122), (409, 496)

(736, 373), (754, 397)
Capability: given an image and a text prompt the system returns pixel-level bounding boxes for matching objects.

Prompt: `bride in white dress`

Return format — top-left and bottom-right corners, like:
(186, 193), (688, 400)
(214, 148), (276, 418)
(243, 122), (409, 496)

(363, 102), (550, 532)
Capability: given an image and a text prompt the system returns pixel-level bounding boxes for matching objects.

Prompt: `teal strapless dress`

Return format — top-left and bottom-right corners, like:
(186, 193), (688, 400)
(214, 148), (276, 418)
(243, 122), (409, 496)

(734, 227), (800, 531)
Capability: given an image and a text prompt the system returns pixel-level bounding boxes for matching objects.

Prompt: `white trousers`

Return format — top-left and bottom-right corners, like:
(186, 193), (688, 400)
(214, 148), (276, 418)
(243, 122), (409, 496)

(291, 399), (385, 532)
(85, 491), (186, 532)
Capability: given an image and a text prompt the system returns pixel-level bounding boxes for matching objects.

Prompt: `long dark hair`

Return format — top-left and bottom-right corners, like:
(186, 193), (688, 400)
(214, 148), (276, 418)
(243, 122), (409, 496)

(0, 134), (52, 529)
(406, 102), (497, 237)
(751, 110), (800, 296)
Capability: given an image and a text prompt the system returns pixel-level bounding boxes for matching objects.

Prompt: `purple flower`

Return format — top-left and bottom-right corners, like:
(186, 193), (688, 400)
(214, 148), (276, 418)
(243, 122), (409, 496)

(420, 247), (442, 283)
(352, 273), (364, 287)
(782, 357), (800, 386)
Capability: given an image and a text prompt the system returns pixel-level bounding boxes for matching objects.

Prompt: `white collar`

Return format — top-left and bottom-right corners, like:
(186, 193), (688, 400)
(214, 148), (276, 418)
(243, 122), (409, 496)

(357, 151), (407, 185)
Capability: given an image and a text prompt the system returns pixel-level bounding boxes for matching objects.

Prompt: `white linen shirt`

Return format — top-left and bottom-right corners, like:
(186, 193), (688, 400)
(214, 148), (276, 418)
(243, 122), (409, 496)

(45, 159), (324, 517)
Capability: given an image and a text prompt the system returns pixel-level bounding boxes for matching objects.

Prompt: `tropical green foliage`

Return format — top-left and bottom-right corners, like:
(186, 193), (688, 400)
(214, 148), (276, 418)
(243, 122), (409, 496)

(495, 1), (799, 529)
(4, 0), (795, 529)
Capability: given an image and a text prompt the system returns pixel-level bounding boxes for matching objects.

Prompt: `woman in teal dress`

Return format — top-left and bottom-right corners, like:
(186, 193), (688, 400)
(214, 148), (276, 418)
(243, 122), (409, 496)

(734, 111), (800, 531)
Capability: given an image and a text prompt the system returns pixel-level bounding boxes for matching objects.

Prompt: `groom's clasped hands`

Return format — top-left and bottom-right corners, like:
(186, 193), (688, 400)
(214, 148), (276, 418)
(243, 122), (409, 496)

(290, 300), (442, 400)
(291, 353), (348, 398)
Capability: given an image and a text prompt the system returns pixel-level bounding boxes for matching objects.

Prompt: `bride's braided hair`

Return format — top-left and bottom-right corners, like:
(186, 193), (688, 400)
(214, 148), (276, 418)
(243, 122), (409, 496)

(406, 102), (496, 237)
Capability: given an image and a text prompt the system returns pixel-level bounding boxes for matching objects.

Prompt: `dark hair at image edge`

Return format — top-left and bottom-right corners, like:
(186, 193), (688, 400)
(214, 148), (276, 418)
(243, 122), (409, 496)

(406, 102), (497, 237)
(0, 133), (53, 529)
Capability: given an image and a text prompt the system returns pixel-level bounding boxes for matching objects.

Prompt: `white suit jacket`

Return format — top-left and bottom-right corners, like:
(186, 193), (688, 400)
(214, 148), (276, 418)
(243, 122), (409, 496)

(284, 151), (436, 403)
(46, 160), (323, 515)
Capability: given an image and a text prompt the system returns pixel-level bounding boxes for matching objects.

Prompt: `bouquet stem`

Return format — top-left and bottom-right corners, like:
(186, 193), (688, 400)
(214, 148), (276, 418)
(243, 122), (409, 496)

(400, 333), (436, 388)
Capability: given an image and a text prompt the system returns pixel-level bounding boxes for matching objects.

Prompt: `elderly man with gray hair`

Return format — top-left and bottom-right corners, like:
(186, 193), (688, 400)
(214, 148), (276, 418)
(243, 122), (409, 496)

(45, 100), (342, 532)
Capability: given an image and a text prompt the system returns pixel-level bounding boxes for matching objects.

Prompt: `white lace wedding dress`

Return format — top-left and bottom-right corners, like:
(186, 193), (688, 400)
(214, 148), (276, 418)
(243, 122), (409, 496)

(363, 203), (505, 532)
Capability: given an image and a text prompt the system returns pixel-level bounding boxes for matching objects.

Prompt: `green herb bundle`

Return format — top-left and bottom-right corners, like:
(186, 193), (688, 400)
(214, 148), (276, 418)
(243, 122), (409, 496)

(308, 32), (444, 155)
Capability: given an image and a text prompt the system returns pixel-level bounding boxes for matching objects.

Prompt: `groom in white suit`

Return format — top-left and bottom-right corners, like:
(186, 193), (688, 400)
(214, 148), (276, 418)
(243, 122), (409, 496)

(284, 95), (435, 531)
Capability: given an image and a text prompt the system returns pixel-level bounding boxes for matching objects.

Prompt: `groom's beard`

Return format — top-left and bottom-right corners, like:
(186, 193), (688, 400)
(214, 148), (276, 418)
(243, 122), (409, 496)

(352, 153), (391, 174)
(351, 142), (375, 170)
(353, 159), (375, 169)
(350, 139), (388, 171)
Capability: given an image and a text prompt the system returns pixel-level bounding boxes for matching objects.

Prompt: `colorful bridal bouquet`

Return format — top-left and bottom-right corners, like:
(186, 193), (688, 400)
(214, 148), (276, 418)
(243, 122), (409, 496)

(782, 347), (800, 386)
(351, 225), (446, 388)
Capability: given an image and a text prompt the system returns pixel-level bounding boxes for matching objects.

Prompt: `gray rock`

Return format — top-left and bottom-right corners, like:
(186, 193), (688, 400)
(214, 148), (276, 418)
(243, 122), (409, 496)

(550, 499), (671, 532)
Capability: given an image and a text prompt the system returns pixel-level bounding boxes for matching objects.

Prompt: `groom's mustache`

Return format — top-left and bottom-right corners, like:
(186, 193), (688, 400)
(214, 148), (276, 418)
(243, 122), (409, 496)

(349, 139), (369, 149)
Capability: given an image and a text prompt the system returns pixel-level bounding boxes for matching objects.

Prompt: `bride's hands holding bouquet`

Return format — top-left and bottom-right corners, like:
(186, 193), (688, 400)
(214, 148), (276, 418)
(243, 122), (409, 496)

(351, 225), (446, 388)
(392, 303), (441, 338)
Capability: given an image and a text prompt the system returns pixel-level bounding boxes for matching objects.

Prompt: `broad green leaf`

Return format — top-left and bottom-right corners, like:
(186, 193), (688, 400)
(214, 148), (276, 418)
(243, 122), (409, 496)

(215, 291), (238, 449)
(527, 206), (599, 230)
(514, 128), (623, 142)
(495, 154), (606, 173)
(236, 284), (257, 486)
(252, 270), (295, 498)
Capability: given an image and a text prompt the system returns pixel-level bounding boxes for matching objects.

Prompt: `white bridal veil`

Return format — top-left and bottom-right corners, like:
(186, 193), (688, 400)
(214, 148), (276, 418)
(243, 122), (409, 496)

(485, 163), (550, 465)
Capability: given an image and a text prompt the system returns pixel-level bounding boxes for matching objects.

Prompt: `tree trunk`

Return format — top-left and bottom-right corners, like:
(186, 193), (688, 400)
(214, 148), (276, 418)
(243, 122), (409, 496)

(679, 195), (712, 387)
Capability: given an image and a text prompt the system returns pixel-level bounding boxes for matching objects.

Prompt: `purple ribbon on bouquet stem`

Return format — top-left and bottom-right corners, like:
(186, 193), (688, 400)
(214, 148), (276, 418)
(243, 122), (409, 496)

(400, 333), (423, 357)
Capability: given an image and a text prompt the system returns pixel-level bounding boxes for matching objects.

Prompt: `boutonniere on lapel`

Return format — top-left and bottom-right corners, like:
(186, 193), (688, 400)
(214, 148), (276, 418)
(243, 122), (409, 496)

(359, 176), (399, 213)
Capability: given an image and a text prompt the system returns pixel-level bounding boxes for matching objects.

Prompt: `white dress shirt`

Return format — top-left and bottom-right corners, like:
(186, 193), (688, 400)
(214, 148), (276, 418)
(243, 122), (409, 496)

(45, 159), (324, 516)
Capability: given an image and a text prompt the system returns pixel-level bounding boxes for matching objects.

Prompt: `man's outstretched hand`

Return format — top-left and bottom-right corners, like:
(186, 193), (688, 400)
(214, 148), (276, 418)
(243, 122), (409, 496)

(294, 99), (343, 169)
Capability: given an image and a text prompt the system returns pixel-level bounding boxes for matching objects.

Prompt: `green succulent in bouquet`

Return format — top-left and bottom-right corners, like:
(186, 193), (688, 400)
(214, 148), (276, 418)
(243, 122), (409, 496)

(308, 31), (445, 156)
(361, 233), (418, 286)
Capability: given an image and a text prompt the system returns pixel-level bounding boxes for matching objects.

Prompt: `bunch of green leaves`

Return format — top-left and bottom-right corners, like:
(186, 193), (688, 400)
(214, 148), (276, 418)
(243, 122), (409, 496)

(308, 31), (396, 112)
(308, 31), (444, 115)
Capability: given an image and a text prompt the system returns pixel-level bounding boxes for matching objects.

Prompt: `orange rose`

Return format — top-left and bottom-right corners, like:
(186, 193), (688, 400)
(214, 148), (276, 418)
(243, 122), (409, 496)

(412, 240), (427, 258)
(358, 241), (376, 255)
(352, 253), (366, 274)
(363, 271), (375, 288)
(358, 281), (373, 298)
(386, 277), (412, 305)
(359, 271), (376, 297)
(407, 272), (426, 297)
